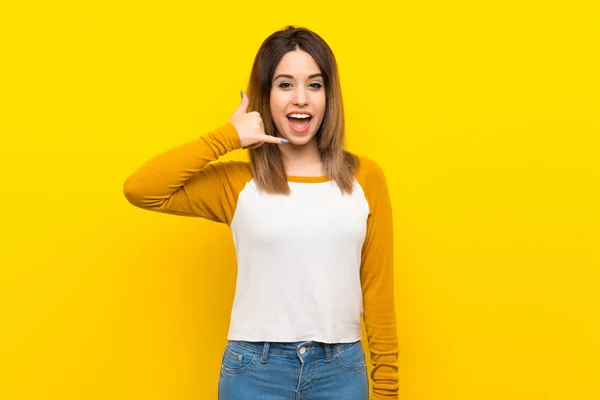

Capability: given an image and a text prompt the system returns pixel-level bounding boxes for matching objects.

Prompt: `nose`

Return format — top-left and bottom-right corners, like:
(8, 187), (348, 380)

(292, 87), (308, 106)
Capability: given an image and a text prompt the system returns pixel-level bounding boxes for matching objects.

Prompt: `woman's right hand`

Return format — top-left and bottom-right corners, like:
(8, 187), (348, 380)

(229, 91), (288, 149)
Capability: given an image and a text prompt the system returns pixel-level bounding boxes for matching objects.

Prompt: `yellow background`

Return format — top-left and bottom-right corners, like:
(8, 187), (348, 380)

(1, 1), (599, 399)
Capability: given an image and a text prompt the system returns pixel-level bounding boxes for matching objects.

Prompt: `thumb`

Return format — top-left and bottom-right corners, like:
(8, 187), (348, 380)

(233, 90), (249, 116)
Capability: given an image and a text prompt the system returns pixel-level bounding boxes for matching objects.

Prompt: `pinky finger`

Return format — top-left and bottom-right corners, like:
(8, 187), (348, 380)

(268, 136), (289, 144)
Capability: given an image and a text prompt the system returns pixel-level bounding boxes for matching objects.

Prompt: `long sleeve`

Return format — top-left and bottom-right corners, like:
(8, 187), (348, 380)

(123, 123), (251, 225)
(358, 157), (399, 399)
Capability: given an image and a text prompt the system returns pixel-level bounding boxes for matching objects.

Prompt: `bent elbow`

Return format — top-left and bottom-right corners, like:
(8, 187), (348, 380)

(123, 176), (144, 207)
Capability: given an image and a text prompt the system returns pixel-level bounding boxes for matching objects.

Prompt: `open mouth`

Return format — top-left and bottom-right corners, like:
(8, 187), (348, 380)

(287, 114), (313, 133)
(287, 116), (312, 128)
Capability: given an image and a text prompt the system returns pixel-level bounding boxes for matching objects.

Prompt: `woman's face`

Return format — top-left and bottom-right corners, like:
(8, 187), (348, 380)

(270, 49), (326, 146)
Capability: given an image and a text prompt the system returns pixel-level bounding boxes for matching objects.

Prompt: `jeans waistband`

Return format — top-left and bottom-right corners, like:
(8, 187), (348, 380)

(227, 339), (360, 364)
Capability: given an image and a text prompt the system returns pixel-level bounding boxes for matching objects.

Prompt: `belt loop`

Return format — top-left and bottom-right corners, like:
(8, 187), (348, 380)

(324, 343), (332, 363)
(261, 342), (270, 364)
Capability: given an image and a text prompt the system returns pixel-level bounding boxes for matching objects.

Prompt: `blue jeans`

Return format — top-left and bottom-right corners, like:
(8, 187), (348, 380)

(218, 339), (369, 399)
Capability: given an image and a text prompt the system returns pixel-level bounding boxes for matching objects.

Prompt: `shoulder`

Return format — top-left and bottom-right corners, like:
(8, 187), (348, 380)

(347, 154), (392, 220)
(349, 153), (390, 206)
(216, 160), (252, 175)
(351, 153), (387, 183)
(211, 160), (252, 179)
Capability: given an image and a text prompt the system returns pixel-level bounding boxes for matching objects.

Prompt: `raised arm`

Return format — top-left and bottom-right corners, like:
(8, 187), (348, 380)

(358, 157), (400, 399)
(122, 122), (245, 223)
(123, 91), (287, 224)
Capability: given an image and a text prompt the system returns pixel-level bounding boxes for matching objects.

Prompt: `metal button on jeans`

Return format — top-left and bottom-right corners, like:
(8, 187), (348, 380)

(299, 346), (306, 354)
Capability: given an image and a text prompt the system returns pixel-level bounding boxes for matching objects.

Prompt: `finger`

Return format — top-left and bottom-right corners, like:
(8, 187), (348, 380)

(233, 90), (249, 116)
(243, 135), (287, 149)
(263, 135), (289, 145)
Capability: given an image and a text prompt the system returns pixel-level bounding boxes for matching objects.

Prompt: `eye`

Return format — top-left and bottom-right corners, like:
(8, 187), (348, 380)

(277, 82), (323, 90)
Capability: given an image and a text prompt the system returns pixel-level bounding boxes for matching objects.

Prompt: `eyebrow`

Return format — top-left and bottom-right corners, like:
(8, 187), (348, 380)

(273, 73), (323, 81)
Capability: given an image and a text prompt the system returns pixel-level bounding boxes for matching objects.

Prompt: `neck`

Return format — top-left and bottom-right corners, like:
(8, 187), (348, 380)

(279, 136), (324, 176)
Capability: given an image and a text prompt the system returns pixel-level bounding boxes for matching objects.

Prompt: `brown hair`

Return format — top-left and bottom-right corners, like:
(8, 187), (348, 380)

(245, 25), (358, 195)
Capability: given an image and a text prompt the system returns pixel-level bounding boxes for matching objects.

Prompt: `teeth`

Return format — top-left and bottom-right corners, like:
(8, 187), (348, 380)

(288, 114), (311, 118)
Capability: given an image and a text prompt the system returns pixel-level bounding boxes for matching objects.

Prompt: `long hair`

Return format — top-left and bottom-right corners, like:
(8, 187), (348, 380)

(245, 25), (358, 195)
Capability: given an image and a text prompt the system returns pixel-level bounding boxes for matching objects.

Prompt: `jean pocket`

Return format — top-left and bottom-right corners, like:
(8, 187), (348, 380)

(221, 342), (257, 374)
(335, 341), (367, 371)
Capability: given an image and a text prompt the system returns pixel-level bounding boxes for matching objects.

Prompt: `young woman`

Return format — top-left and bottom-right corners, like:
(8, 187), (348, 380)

(123, 25), (398, 399)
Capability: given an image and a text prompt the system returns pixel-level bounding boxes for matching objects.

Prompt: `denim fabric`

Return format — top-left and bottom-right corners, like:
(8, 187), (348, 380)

(218, 339), (369, 399)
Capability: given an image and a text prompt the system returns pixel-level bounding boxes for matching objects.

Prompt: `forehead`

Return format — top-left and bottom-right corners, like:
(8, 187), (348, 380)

(274, 49), (321, 77)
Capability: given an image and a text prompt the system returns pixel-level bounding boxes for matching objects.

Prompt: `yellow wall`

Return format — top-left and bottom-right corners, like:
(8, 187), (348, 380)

(1, 1), (598, 399)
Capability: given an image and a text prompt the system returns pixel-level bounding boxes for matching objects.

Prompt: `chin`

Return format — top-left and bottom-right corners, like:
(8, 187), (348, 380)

(286, 134), (317, 146)
(278, 123), (320, 147)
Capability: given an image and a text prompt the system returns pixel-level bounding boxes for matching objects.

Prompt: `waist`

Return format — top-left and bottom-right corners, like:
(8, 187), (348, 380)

(227, 339), (360, 359)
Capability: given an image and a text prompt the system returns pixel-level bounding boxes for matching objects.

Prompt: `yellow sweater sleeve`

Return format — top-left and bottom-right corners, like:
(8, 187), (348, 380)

(123, 123), (251, 225)
(355, 155), (400, 399)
